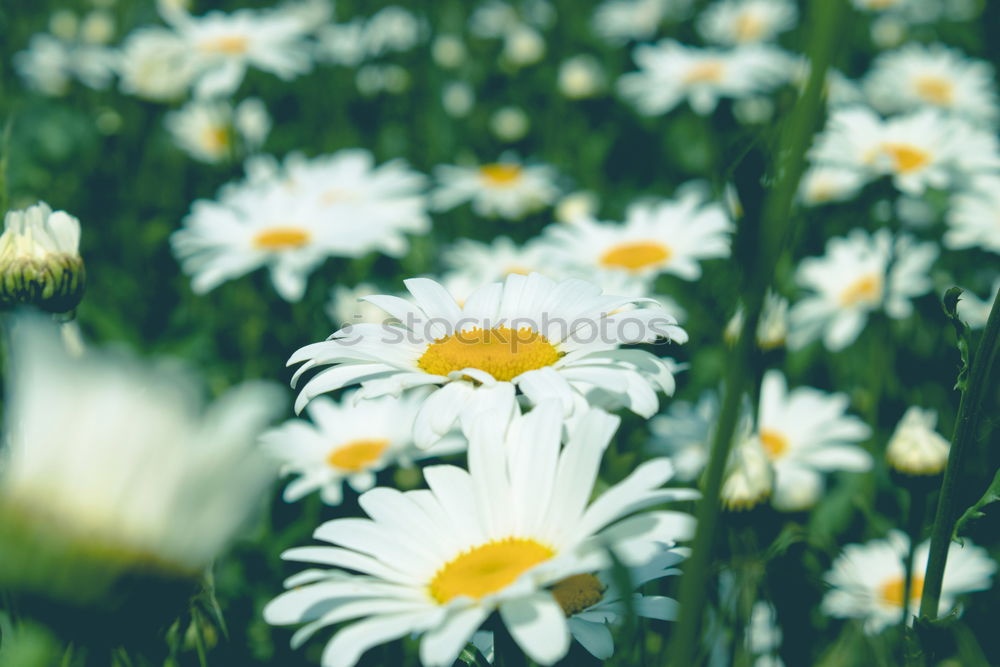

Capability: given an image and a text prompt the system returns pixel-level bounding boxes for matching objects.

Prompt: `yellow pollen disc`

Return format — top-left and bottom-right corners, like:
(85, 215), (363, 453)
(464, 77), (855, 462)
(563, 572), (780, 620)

(551, 574), (606, 617)
(599, 241), (672, 272)
(684, 61), (725, 84)
(880, 575), (924, 607)
(253, 227), (312, 251)
(429, 538), (554, 604)
(913, 75), (954, 105)
(759, 429), (789, 460)
(880, 143), (930, 174)
(201, 35), (249, 55)
(734, 15), (765, 41)
(326, 438), (389, 472)
(417, 326), (561, 382)
(201, 126), (231, 153)
(479, 163), (523, 186)
(839, 273), (882, 307)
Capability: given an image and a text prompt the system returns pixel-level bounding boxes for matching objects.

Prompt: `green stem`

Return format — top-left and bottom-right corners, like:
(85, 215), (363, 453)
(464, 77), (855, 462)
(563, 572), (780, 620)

(667, 2), (849, 664)
(900, 489), (926, 628)
(918, 288), (1000, 620)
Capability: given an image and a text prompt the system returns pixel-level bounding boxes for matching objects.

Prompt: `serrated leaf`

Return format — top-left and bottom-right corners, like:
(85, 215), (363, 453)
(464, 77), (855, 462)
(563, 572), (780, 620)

(952, 467), (1000, 544)
(942, 287), (971, 392)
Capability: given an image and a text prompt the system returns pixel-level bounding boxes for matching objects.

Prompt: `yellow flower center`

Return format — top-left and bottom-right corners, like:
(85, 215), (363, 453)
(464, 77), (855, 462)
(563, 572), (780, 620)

(417, 326), (561, 382)
(428, 538), (554, 604)
(880, 143), (931, 174)
(200, 35), (249, 55)
(880, 575), (924, 607)
(479, 164), (523, 186)
(913, 75), (954, 105)
(839, 273), (883, 307)
(551, 574), (606, 616)
(201, 125), (231, 153)
(253, 227), (312, 251)
(759, 429), (789, 460)
(684, 61), (725, 84)
(599, 241), (672, 272)
(734, 14), (765, 41)
(326, 438), (390, 472)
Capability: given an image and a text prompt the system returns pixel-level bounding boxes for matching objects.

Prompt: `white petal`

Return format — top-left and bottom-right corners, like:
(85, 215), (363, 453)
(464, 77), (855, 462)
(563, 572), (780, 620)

(499, 593), (571, 665)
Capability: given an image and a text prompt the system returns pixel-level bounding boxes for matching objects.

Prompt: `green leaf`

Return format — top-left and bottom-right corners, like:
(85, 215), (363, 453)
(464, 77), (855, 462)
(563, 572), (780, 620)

(942, 287), (971, 392)
(952, 466), (1000, 544)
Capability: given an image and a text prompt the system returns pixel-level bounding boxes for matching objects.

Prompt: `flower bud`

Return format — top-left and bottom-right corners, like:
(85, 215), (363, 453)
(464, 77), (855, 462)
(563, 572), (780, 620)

(886, 407), (950, 476)
(722, 434), (774, 511)
(0, 202), (85, 313)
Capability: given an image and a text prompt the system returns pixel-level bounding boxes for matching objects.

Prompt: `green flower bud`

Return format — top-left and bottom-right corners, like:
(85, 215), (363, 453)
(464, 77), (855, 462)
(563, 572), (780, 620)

(0, 202), (85, 313)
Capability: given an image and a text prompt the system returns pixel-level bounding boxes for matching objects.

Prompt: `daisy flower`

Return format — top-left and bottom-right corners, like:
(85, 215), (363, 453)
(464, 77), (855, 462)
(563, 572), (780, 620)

(288, 272), (686, 447)
(430, 158), (561, 219)
(864, 43), (998, 125)
(618, 39), (792, 116)
(264, 403), (697, 667)
(788, 228), (938, 351)
(592, 0), (691, 44)
(327, 283), (395, 327)
(538, 192), (733, 281)
(798, 165), (867, 206)
(885, 407), (949, 476)
(442, 237), (550, 285)
(165, 97), (270, 164)
(822, 531), (995, 634)
(168, 6), (313, 98)
(117, 27), (198, 101)
(946, 176), (1000, 254)
(261, 390), (463, 506)
(14, 31), (117, 96)
(721, 433), (774, 511)
(697, 0), (798, 46)
(756, 370), (872, 512)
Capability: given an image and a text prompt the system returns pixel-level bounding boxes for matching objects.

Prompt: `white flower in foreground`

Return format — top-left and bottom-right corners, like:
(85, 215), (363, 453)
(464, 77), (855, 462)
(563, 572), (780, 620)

(431, 158), (560, 219)
(649, 392), (718, 481)
(822, 531), (995, 634)
(265, 404), (697, 667)
(957, 280), (1000, 329)
(288, 273), (686, 447)
(261, 391), (463, 505)
(618, 40), (791, 116)
(757, 370), (872, 512)
(885, 407), (950, 476)
(172, 150), (428, 301)
(539, 192), (733, 281)
(168, 6), (313, 98)
(117, 27), (198, 101)
(789, 228), (938, 351)
(165, 98), (270, 164)
(0, 202), (84, 312)
(0, 315), (283, 577)
(946, 176), (1000, 254)
(697, 0), (797, 46)
(865, 43), (998, 125)
(592, 0), (691, 44)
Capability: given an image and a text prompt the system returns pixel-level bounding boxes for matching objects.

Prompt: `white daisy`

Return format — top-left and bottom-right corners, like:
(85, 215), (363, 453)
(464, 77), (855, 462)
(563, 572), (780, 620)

(724, 291), (790, 350)
(164, 97), (270, 164)
(264, 403), (697, 667)
(957, 279), (1000, 329)
(697, 0), (798, 46)
(261, 390), (463, 506)
(798, 165), (867, 206)
(327, 283), (395, 328)
(538, 191), (733, 281)
(747, 601), (784, 666)
(757, 370), (872, 512)
(442, 237), (550, 285)
(946, 175), (1000, 254)
(618, 40), (792, 116)
(14, 32), (117, 96)
(649, 391), (718, 482)
(288, 272), (686, 447)
(822, 531), (995, 634)
(168, 6), (313, 98)
(591, 0), (691, 44)
(788, 228), (938, 351)
(431, 158), (561, 219)
(885, 407), (950, 476)
(117, 27), (198, 101)
(721, 433), (774, 511)
(865, 43), (998, 125)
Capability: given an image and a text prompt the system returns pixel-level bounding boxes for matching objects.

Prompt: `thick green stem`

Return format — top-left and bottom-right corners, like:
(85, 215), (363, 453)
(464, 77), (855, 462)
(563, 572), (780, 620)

(918, 289), (1000, 620)
(667, 2), (848, 664)
(900, 489), (926, 628)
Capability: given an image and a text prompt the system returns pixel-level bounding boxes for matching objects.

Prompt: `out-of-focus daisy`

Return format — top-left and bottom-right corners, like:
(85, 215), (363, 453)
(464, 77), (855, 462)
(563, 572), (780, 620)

(822, 531), (995, 634)
(724, 291), (790, 350)
(747, 601), (784, 666)
(168, 6), (313, 98)
(957, 279), (1000, 329)
(315, 19), (368, 66)
(15, 32), (117, 96)
(558, 55), (606, 99)
(288, 273), (686, 447)
(721, 432), (774, 511)
(539, 192), (733, 281)
(618, 40), (791, 116)
(265, 404), (696, 667)
(946, 176), (1000, 254)
(885, 407), (950, 476)
(798, 166), (867, 206)
(442, 237), (549, 286)
(261, 391), (463, 505)
(555, 191), (600, 223)
(165, 97), (270, 164)
(592, 0), (691, 44)
(327, 283), (395, 328)
(649, 391), (718, 481)
(117, 27), (198, 101)
(364, 6), (424, 57)
(697, 0), (797, 46)
(788, 228), (938, 351)
(865, 44), (998, 125)
(757, 370), (872, 512)
(431, 158), (560, 219)
(490, 106), (531, 142)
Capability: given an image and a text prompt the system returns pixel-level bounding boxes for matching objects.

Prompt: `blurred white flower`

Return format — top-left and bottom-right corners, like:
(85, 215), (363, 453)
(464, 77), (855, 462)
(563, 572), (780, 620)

(555, 190), (600, 223)
(619, 40), (792, 116)
(431, 34), (466, 68)
(315, 19), (368, 66)
(885, 407), (950, 476)
(869, 15), (907, 49)
(558, 55), (605, 99)
(798, 165), (867, 206)
(441, 81), (476, 117)
(732, 96), (776, 124)
(649, 391), (718, 481)
(364, 6), (424, 56)
(592, 0), (691, 43)
(946, 175), (1000, 254)
(724, 291), (789, 350)
(502, 24), (546, 66)
(822, 532), (995, 634)
(757, 370), (872, 512)
(326, 282), (395, 327)
(442, 236), (549, 284)
(721, 433), (774, 511)
(490, 106), (531, 141)
(748, 601), (784, 665)
(697, 0), (797, 46)
(165, 98), (270, 164)
(956, 280), (1000, 329)
(432, 157), (561, 219)
(789, 228), (938, 351)
(469, 0), (521, 38)
(117, 27), (198, 101)
(15, 32), (117, 95)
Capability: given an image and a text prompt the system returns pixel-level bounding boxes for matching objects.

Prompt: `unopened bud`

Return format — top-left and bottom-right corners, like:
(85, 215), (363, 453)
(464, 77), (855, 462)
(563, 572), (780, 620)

(886, 407), (950, 476)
